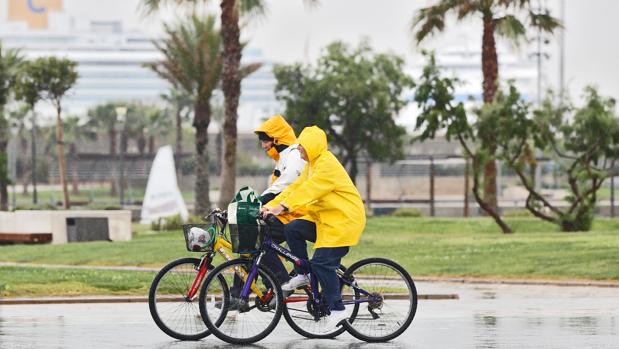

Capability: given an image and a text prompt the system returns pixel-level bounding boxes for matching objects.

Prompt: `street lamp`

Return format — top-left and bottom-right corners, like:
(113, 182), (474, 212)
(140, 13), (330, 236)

(115, 106), (127, 207)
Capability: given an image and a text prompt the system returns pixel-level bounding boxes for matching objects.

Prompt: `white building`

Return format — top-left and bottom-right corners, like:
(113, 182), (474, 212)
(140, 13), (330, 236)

(0, 0), (281, 131)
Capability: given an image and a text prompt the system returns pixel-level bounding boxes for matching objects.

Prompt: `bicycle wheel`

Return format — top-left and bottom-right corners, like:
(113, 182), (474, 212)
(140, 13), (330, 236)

(282, 264), (358, 339)
(148, 257), (210, 340)
(340, 257), (417, 342)
(199, 258), (284, 344)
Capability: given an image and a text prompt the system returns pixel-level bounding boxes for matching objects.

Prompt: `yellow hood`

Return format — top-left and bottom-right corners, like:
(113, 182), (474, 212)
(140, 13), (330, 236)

(254, 115), (297, 146)
(297, 126), (327, 163)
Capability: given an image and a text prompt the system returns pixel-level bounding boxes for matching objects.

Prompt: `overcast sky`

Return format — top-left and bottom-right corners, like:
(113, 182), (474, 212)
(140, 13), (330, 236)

(23, 0), (619, 102)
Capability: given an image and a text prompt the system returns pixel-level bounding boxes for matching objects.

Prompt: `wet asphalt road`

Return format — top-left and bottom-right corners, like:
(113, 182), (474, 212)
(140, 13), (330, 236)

(1, 281), (618, 349)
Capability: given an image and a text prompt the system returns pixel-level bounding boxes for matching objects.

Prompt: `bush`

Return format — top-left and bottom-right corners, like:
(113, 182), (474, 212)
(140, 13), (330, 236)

(13, 204), (57, 211)
(502, 209), (533, 217)
(391, 208), (423, 217)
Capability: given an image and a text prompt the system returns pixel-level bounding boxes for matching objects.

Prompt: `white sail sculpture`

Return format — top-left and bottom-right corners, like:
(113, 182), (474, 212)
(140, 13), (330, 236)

(140, 145), (189, 224)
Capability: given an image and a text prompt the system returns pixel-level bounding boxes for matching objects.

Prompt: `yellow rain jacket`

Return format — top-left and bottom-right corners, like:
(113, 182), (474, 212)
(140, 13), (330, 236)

(254, 115), (307, 224)
(266, 126), (366, 248)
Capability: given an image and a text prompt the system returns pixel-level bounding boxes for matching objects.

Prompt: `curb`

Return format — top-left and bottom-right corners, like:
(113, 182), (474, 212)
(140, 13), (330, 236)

(414, 276), (619, 288)
(0, 294), (459, 305)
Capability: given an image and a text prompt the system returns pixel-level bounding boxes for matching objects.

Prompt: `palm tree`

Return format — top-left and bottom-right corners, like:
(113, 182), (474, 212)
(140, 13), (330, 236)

(28, 57), (79, 209)
(161, 88), (193, 164)
(64, 116), (97, 195)
(86, 102), (120, 195)
(145, 106), (173, 155)
(14, 63), (43, 203)
(0, 43), (23, 210)
(8, 105), (30, 195)
(142, 0), (266, 210)
(412, 0), (561, 212)
(145, 15), (223, 215)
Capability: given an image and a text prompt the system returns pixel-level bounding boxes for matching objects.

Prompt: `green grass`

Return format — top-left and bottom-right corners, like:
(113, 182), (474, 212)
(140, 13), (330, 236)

(12, 186), (196, 207)
(0, 266), (156, 297)
(1, 217), (619, 297)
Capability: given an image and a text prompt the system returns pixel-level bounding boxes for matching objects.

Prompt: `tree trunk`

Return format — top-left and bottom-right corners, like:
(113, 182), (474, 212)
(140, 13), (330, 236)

(365, 157), (372, 214)
(21, 167), (29, 195)
(137, 133), (146, 155)
(216, 129), (222, 174)
(19, 133), (28, 195)
(218, 0), (242, 209)
(55, 105), (70, 209)
(30, 111), (38, 203)
(481, 15), (499, 212)
(109, 128), (117, 196)
(175, 108), (183, 173)
(70, 143), (79, 195)
(148, 135), (155, 155)
(194, 98), (211, 216)
(0, 128), (8, 211)
(472, 157), (512, 234)
(349, 154), (358, 185)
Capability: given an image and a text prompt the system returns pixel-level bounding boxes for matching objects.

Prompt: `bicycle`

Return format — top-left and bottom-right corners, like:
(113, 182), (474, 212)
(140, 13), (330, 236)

(198, 215), (418, 344)
(148, 209), (266, 341)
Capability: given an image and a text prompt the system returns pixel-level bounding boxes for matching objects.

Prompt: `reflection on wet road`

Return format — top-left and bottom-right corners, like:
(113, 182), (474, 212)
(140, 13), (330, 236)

(1, 281), (618, 348)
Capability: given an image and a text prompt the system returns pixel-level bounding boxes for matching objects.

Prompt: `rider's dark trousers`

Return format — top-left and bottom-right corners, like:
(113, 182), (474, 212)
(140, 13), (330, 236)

(285, 219), (349, 311)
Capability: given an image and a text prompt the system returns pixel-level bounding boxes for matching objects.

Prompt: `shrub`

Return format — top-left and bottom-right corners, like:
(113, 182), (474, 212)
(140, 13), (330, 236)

(391, 208), (423, 217)
(502, 209), (533, 218)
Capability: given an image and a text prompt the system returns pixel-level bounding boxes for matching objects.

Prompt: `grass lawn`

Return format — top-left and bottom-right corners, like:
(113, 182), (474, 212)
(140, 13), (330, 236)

(12, 186), (197, 207)
(1, 217), (618, 297)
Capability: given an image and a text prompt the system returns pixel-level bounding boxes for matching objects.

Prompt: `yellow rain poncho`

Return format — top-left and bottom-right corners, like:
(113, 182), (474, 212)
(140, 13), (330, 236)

(254, 115), (307, 224)
(266, 126), (366, 248)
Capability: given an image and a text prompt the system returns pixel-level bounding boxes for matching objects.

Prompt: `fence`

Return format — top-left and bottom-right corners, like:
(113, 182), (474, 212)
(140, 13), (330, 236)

(9, 150), (619, 217)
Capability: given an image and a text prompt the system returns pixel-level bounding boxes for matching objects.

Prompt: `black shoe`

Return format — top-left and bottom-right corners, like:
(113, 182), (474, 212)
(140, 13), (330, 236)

(214, 296), (240, 310)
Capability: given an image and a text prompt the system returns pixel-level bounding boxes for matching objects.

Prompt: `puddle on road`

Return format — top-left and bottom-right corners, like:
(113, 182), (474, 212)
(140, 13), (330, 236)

(1, 284), (618, 348)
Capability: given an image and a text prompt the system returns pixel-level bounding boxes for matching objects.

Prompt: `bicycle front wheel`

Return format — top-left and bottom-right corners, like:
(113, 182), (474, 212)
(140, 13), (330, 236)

(341, 257), (418, 342)
(148, 257), (210, 341)
(199, 258), (284, 344)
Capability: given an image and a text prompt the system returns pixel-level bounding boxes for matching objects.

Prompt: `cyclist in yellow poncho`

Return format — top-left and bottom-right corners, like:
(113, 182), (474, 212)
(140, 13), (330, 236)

(264, 125), (366, 329)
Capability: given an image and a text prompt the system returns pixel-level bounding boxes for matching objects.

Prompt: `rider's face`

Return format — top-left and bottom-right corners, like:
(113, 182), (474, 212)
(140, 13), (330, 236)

(260, 140), (274, 151)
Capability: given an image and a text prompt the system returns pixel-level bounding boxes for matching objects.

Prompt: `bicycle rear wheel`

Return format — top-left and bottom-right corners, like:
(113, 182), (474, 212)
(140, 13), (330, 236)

(282, 264), (357, 339)
(340, 257), (417, 342)
(199, 258), (284, 344)
(148, 257), (210, 340)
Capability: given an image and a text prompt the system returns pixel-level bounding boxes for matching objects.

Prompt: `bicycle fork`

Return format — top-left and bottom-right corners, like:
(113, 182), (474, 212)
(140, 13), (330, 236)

(186, 255), (210, 301)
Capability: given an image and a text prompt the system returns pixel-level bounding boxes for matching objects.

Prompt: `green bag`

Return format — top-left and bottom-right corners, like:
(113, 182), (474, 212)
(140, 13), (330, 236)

(227, 186), (264, 253)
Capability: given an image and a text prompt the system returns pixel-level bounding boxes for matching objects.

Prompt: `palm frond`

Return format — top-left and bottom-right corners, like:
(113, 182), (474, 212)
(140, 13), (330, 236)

(412, 2), (454, 43)
(494, 15), (526, 43)
(140, 0), (201, 16)
(238, 0), (268, 19)
(529, 11), (562, 33)
(239, 62), (262, 79)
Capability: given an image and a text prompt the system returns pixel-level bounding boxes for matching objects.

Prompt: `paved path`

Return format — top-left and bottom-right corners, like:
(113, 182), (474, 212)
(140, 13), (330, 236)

(1, 281), (618, 348)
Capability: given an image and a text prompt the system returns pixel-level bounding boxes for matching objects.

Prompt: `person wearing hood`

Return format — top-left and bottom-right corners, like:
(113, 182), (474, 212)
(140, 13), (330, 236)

(263, 125), (366, 329)
(254, 114), (307, 209)
(221, 115), (307, 310)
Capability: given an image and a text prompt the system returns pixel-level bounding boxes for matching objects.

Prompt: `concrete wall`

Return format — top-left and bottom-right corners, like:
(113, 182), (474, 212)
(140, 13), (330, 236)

(0, 210), (132, 244)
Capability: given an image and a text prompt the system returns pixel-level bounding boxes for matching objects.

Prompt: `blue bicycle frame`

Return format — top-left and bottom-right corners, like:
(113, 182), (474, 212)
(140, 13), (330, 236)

(239, 234), (380, 311)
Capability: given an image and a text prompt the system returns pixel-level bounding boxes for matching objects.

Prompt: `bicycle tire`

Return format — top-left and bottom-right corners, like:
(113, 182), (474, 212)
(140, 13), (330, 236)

(282, 264), (357, 339)
(340, 257), (417, 342)
(199, 258), (284, 344)
(148, 257), (209, 340)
